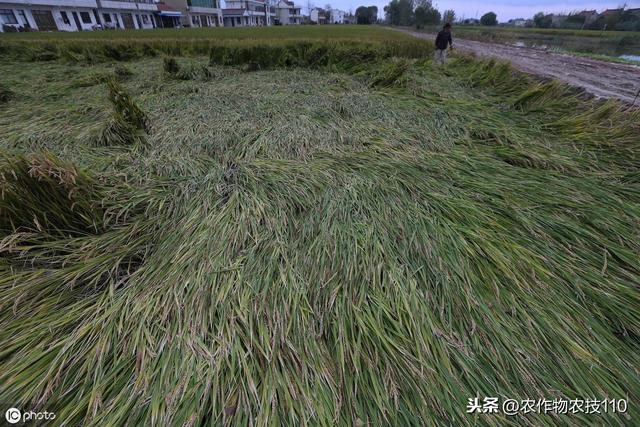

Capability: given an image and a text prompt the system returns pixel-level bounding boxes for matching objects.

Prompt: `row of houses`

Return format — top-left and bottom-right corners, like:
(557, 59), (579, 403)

(0, 0), (219, 32)
(0, 0), (311, 32)
(222, 0), (301, 27)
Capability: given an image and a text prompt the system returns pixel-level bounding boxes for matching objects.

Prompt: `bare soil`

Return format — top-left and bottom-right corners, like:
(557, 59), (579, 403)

(401, 29), (640, 104)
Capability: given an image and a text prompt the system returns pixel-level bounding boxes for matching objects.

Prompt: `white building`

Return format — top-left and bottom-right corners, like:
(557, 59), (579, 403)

(309, 7), (326, 24)
(162, 0), (221, 28)
(222, 0), (271, 26)
(275, 0), (300, 25)
(0, 0), (100, 32)
(506, 18), (526, 27)
(0, 0), (158, 32)
(97, 0), (156, 30)
(328, 8), (346, 24)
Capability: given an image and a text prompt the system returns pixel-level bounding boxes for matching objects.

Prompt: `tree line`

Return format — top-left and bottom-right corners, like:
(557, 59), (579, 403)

(533, 9), (640, 31)
(355, 6), (379, 25)
(383, 0), (496, 28)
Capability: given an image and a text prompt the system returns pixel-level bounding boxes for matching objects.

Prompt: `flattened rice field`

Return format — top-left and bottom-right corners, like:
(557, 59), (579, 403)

(0, 26), (638, 426)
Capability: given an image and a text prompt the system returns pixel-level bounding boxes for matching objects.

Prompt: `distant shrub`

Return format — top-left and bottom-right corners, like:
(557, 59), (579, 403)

(481, 12), (498, 26)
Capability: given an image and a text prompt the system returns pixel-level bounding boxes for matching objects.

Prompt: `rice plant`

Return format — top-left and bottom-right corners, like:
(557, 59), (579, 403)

(91, 80), (150, 146)
(0, 151), (104, 235)
(95, 111), (145, 147)
(106, 79), (150, 132)
(0, 29), (638, 426)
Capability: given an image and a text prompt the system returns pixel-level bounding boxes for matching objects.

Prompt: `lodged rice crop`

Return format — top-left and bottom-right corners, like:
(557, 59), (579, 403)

(0, 27), (639, 426)
(0, 33), (431, 65)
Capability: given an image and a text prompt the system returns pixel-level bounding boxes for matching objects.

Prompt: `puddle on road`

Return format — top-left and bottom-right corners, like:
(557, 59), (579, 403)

(619, 55), (640, 63)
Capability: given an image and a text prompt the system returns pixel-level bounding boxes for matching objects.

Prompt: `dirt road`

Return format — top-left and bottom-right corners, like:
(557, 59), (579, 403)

(401, 29), (640, 104)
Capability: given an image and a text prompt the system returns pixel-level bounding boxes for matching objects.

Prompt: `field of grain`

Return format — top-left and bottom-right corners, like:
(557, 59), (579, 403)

(0, 25), (412, 41)
(0, 26), (639, 426)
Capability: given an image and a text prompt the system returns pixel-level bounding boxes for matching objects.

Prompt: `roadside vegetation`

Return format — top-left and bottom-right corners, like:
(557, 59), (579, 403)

(382, 0), (640, 59)
(0, 26), (638, 426)
(424, 25), (640, 57)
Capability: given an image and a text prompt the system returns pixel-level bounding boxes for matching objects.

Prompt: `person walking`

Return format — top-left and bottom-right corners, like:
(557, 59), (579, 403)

(434, 23), (453, 65)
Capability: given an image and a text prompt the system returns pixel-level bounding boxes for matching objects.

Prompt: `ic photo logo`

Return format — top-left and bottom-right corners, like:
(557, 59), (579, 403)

(5, 408), (21, 424)
(4, 407), (56, 424)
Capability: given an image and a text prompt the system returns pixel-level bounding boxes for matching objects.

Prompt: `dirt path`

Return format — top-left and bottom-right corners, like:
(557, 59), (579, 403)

(400, 29), (640, 104)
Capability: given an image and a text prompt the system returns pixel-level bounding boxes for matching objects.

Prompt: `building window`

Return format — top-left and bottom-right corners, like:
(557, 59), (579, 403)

(102, 13), (112, 23)
(0, 9), (18, 24)
(17, 10), (29, 27)
(60, 11), (70, 24)
(80, 11), (91, 24)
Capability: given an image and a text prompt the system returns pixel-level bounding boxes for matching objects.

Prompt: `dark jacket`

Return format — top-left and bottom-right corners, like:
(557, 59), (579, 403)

(435, 30), (452, 50)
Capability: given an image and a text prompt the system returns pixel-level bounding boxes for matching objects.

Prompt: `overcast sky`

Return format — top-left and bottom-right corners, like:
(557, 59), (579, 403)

(304, 0), (640, 21)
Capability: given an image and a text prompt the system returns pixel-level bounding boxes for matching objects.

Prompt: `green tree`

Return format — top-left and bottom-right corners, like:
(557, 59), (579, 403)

(356, 5), (378, 24)
(414, 6), (427, 28)
(533, 12), (553, 28)
(413, 0), (439, 28)
(384, 0), (400, 25)
(384, 0), (412, 26)
(368, 5), (378, 23)
(442, 9), (455, 25)
(480, 11), (497, 26)
(616, 9), (640, 31)
(398, 0), (413, 26)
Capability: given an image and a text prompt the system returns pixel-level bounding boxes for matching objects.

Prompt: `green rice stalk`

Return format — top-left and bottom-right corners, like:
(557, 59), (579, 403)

(95, 111), (145, 146)
(367, 59), (410, 88)
(0, 151), (104, 235)
(106, 79), (150, 133)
